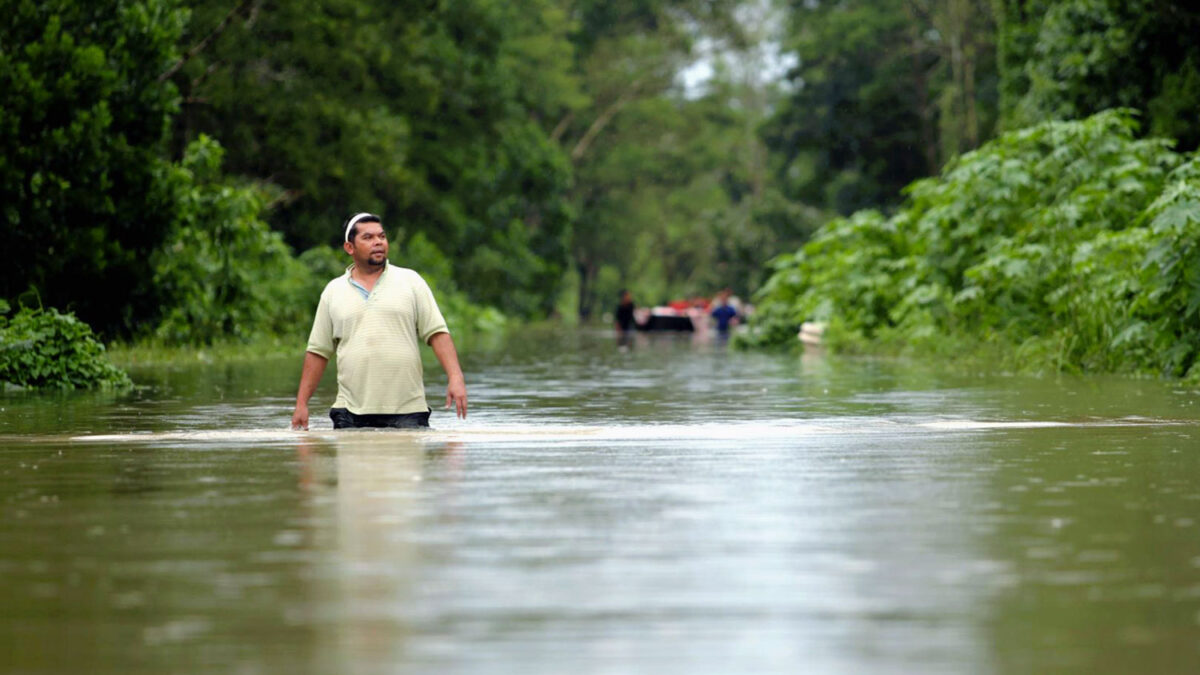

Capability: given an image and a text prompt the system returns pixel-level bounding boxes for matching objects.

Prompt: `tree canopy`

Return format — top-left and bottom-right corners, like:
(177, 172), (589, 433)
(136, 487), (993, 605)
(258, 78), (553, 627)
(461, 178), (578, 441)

(0, 0), (187, 333)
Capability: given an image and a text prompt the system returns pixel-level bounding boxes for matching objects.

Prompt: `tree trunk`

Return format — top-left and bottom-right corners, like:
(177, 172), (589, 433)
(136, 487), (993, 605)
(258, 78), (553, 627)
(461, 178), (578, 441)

(905, 3), (939, 174)
(576, 260), (597, 320)
(964, 37), (979, 148)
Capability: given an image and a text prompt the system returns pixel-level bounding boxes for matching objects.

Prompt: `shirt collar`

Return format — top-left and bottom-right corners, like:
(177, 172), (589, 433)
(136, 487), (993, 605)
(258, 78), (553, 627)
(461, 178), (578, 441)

(344, 262), (389, 279)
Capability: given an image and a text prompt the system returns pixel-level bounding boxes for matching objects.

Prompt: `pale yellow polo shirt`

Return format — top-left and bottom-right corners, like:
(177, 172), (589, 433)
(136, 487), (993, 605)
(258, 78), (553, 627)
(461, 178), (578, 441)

(306, 263), (449, 415)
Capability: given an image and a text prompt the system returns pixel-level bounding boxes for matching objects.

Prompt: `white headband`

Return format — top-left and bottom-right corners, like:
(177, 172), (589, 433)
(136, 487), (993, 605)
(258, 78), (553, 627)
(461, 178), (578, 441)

(343, 212), (376, 243)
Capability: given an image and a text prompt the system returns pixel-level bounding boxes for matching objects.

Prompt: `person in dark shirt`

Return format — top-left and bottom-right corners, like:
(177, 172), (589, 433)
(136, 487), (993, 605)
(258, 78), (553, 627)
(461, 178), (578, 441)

(615, 289), (636, 335)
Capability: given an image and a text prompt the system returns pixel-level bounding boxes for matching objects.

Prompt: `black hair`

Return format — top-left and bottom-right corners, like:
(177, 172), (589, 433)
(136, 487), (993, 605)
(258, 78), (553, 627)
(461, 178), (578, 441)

(345, 213), (381, 243)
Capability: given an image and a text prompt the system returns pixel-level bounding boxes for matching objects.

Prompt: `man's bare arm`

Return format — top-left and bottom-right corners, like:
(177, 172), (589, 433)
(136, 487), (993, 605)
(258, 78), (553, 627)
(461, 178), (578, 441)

(291, 352), (329, 430)
(428, 332), (467, 419)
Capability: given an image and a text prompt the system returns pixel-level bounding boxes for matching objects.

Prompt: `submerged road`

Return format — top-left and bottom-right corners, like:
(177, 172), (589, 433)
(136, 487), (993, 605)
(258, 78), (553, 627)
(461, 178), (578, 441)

(2, 328), (1200, 673)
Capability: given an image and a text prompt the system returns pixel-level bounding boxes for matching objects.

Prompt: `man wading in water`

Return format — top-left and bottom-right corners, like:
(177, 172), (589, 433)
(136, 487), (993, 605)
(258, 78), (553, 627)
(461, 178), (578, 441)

(291, 213), (467, 430)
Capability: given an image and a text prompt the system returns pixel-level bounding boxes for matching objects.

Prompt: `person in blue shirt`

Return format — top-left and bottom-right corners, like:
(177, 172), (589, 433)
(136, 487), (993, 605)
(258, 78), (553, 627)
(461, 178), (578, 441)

(710, 290), (739, 335)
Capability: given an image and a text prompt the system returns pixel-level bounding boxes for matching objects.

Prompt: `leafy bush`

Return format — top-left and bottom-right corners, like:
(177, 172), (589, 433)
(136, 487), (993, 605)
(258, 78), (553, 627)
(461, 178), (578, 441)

(745, 110), (1200, 377)
(147, 143), (511, 347)
(149, 137), (314, 344)
(999, 0), (1200, 151)
(0, 301), (131, 390)
(397, 231), (508, 334)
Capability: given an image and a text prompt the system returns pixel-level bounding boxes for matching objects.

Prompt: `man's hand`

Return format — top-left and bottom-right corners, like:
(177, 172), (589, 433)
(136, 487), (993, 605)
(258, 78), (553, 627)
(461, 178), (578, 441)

(292, 352), (328, 431)
(429, 332), (468, 420)
(446, 376), (468, 419)
(291, 402), (309, 430)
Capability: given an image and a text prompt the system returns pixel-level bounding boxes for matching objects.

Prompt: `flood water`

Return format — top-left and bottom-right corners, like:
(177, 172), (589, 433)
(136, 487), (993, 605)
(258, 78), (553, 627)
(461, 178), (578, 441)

(2, 327), (1200, 674)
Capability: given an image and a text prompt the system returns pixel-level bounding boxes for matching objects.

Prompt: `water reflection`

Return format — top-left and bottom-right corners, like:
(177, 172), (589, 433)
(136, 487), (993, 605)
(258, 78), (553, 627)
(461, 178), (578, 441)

(330, 434), (423, 668)
(293, 432), (467, 672)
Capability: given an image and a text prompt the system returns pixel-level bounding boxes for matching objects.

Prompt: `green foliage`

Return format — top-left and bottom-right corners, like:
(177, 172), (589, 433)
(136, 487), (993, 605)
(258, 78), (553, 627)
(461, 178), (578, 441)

(564, 3), (801, 317)
(571, 93), (750, 314)
(149, 137), (313, 344)
(765, 0), (998, 215)
(1, 0), (806, 336)
(996, 0), (1200, 151)
(8, 0), (1200, 354)
(170, 0), (574, 317)
(432, 287), (509, 336)
(0, 303), (131, 390)
(0, 0), (188, 334)
(392, 230), (509, 335)
(746, 111), (1200, 377)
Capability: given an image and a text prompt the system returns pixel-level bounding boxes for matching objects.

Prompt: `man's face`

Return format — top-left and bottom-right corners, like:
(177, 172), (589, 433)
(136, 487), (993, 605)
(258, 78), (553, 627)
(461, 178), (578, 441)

(344, 221), (388, 268)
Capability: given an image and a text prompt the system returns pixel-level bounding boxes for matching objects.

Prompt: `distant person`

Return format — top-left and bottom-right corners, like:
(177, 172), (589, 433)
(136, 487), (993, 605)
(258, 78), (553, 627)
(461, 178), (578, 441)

(291, 213), (467, 430)
(615, 289), (637, 342)
(726, 291), (743, 315)
(711, 290), (739, 335)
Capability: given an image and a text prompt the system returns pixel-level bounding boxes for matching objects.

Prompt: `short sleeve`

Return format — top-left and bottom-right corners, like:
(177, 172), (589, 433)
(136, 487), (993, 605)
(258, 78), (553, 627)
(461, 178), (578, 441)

(306, 291), (335, 359)
(412, 272), (449, 343)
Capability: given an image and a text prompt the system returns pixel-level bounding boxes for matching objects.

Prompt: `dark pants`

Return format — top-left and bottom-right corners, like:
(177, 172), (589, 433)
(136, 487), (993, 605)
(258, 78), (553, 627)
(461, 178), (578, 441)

(329, 408), (431, 429)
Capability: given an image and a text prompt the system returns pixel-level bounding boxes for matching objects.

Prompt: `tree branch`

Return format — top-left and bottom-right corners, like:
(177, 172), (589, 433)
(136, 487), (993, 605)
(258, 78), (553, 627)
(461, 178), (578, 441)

(550, 111), (575, 143)
(244, 0), (265, 29)
(189, 61), (222, 92)
(158, 0), (254, 83)
(570, 84), (640, 163)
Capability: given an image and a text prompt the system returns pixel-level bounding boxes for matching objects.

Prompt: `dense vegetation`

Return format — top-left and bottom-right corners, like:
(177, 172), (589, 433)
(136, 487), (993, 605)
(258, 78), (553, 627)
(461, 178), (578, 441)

(746, 0), (1200, 376)
(2, 0), (778, 342)
(765, 0), (998, 215)
(743, 111), (1200, 377)
(0, 301), (131, 390)
(2, 0), (1199, 387)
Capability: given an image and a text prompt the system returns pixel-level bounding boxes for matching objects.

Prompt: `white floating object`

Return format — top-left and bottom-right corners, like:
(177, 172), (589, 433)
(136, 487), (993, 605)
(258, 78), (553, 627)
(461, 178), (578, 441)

(798, 321), (828, 346)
